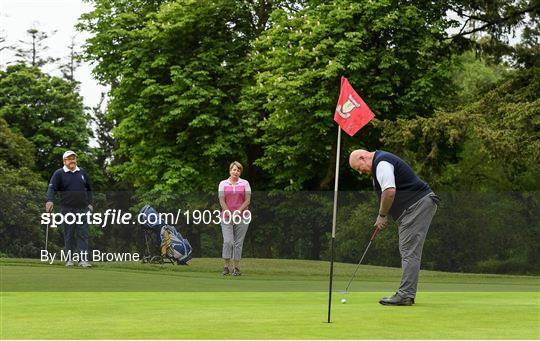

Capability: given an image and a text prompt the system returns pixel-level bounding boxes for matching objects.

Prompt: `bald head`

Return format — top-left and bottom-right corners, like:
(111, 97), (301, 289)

(349, 149), (375, 175)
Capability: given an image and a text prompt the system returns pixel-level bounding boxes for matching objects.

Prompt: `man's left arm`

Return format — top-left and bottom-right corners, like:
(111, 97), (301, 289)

(375, 188), (395, 229)
(84, 169), (93, 211)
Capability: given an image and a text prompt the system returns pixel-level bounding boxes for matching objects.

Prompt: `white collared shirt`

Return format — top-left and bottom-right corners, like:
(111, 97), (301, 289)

(63, 165), (81, 173)
(218, 177), (251, 197)
(375, 161), (396, 191)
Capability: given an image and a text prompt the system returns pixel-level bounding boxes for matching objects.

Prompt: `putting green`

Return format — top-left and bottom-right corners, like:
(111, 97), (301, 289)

(1, 258), (539, 339)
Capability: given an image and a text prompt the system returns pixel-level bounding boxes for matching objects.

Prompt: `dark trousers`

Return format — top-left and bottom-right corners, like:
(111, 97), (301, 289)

(61, 207), (90, 259)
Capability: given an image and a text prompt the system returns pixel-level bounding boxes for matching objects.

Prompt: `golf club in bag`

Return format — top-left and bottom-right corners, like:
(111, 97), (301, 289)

(341, 225), (382, 294)
(139, 205), (193, 265)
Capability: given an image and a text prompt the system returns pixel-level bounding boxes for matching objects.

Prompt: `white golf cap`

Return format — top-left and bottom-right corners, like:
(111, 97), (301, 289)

(62, 150), (77, 159)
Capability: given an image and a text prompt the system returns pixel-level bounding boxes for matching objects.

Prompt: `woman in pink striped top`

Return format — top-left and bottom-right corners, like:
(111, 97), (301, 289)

(218, 161), (251, 276)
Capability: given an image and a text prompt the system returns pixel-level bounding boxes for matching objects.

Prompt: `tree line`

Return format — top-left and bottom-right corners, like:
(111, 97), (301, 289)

(0, 0), (538, 274)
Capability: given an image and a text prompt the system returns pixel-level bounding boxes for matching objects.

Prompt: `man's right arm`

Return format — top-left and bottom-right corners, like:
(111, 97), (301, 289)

(46, 171), (60, 212)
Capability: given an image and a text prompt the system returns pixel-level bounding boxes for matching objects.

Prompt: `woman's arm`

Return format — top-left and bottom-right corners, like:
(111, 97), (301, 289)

(237, 191), (251, 212)
(218, 181), (229, 212)
(219, 196), (229, 212)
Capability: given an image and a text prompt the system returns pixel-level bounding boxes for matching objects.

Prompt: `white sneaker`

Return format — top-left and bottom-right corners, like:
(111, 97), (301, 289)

(79, 261), (92, 268)
(65, 261), (74, 267)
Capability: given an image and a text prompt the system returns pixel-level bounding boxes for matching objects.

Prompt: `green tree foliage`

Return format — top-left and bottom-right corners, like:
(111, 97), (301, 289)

(0, 118), (46, 257)
(241, 0), (456, 190)
(443, 51), (506, 109)
(80, 0), (261, 193)
(380, 66), (539, 190)
(514, 14), (540, 67)
(0, 64), (92, 180)
(79, 0), (461, 192)
(377, 66), (539, 273)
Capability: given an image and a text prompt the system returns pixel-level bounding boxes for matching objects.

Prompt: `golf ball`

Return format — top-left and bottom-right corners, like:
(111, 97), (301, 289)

(341, 298), (347, 304)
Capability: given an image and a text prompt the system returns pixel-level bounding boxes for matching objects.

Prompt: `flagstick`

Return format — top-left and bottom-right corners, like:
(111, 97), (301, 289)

(327, 127), (342, 323)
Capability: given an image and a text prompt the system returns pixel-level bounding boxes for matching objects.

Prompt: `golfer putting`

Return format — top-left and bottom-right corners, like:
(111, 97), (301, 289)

(349, 149), (440, 306)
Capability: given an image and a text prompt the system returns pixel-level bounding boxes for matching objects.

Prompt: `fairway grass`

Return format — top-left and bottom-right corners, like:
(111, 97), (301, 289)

(1, 258), (539, 339)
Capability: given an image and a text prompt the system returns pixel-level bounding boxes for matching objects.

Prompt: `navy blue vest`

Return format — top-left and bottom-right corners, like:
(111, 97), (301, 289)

(372, 150), (431, 220)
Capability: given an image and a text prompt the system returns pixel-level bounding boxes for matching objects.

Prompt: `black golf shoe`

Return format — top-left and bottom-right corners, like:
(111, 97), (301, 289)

(232, 267), (242, 276)
(222, 267), (230, 276)
(379, 293), (415, 306)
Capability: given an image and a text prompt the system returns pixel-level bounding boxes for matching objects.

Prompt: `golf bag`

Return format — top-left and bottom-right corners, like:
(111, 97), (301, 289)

(139, 205), (193, 265)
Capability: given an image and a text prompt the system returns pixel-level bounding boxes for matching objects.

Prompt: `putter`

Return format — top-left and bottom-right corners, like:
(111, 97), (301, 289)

(45, 222), (49, 252)
(44, 222), (57, 251)
(44, 206), (56, 252)
(341, 226), (382, 294)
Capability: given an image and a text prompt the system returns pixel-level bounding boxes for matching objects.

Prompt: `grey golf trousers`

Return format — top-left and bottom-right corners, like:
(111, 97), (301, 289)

(221, 221), (249, 261)
(396, 192), (438, 299)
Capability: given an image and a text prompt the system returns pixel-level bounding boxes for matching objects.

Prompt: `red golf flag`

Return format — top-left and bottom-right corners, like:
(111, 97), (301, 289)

(334, 77), (375, 136)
